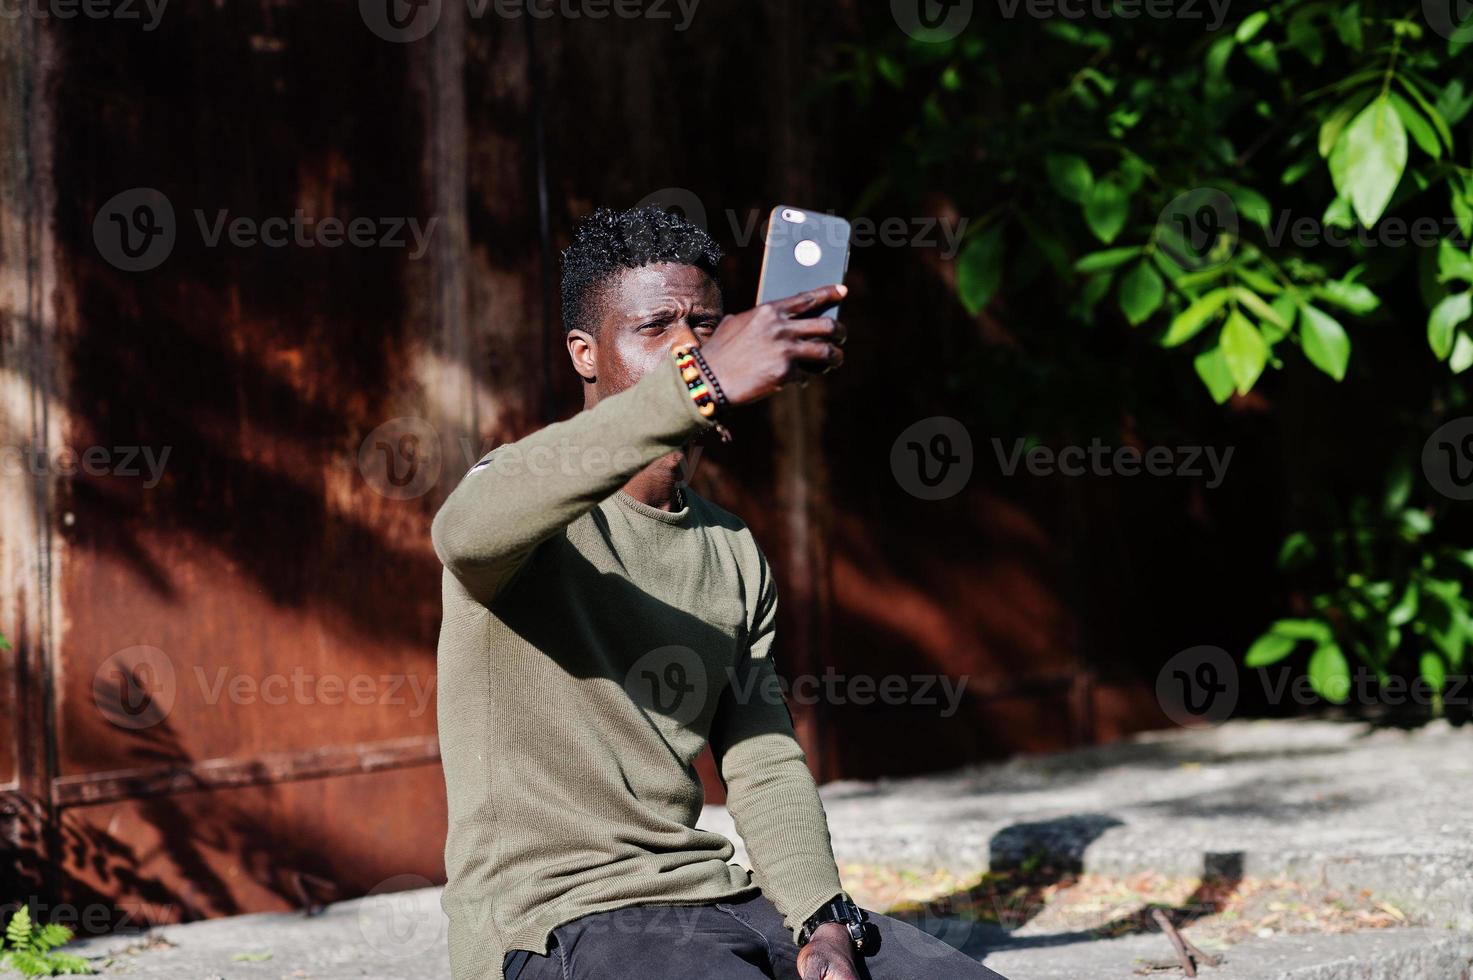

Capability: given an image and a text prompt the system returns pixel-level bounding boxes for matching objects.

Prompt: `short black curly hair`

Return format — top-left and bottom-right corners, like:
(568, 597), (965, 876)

(560, 205), (722, 335)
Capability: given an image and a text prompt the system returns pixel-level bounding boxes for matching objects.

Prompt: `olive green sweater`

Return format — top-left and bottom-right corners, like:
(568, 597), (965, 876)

(431, 355), (846, 980)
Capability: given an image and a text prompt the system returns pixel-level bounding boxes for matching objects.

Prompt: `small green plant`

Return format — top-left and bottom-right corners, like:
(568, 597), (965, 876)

(1, 907), (93, 977)
(1244, 466), (1471, 715)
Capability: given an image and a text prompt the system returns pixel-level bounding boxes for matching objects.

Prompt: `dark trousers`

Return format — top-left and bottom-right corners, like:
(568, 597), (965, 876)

(502, 891), (1007, 980)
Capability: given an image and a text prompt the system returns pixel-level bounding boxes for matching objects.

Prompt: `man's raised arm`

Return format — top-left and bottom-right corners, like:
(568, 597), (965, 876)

(430, 355), (711, 604)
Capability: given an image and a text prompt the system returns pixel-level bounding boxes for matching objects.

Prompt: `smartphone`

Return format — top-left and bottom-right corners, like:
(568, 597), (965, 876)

(755, 206), (852, 318)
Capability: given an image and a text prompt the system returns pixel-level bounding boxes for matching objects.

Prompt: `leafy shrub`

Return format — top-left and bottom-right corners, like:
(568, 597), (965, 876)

(1, 908), (94, 977)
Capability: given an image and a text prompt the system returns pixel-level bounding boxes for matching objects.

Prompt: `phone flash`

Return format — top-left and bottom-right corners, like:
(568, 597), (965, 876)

(781, 208), (807, 223)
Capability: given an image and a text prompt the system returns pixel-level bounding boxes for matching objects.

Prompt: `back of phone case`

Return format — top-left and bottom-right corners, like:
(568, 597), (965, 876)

(756, 207), (852, 315)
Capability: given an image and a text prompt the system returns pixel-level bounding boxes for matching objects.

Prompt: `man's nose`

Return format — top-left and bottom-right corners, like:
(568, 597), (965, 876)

(670, 321), (702, 349)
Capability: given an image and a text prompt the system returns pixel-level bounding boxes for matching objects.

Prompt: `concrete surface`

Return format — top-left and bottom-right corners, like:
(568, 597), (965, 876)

(63, 717), (1473, 978)
(701, 717), (1473, 930)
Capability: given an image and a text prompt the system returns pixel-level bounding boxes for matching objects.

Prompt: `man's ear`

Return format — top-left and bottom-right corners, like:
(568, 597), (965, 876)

(566, 329), (598, 382)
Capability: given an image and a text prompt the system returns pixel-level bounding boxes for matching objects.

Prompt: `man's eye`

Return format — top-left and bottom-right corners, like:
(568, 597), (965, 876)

(639, 322), (667, 333)
(694, 320), (719, 335)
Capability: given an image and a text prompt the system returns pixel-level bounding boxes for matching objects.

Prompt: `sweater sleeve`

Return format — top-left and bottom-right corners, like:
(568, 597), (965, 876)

(431, 355), (713, 604)
(708, 558), (848, 941)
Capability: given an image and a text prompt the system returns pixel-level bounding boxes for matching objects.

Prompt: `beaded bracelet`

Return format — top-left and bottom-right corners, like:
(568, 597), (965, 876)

(671, 343), (733, 442)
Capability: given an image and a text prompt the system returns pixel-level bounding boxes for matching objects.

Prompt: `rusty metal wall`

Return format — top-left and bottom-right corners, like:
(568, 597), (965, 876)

(0, 0), (1182, 928)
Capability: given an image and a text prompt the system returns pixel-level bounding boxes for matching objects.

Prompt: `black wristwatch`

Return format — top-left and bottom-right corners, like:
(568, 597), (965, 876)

(798, 895), (873, 954)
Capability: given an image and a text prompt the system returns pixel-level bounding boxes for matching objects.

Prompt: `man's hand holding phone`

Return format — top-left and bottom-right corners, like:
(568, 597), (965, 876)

(696, 284), (848, 407)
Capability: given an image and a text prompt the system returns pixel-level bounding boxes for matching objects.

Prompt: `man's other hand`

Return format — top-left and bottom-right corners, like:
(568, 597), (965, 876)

(796, 922), (860, 980)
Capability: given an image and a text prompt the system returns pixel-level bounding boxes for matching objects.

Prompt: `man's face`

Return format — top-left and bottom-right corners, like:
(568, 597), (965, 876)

(567, 262), (722, 402)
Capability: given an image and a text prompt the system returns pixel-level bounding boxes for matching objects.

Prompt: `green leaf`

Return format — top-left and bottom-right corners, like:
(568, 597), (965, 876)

(1204, 36), (1236, 95)
(1237, 287), (1289, 330)
(1319, 102), (1359, 159)
(1227, 185), (1271, 229)
(1220, 309), (1269, 393)
(1083, 178), (1130, 244)
(1268, 618), (1331, 641)
(1073, 245), (1141, 274)
(1287, 9), (1324, 65)
(1193, 346), (1235, 403)
(1314, 279), (1380, 314)
(1163, 288), (1233, 347)
(1452, 181), (1473, 239)
(1328, 96), (1408, 227)
(1451, 332), (1473, 373)
(1396, 74), (1455, 151)
(1299, 304), (1351, 381)
(1046, 153), (1094, 204)
(1387, 91), (1442, 159)
(1235, 10), (1269, 42)
(1419, 652), (1447, 694)
(1307, 643), (1352, 703)
(1331, 3), (1363, 50)
(1077, 270), (1114, 314)
(1428, 292), (1472, 359)
(1270, 293), (1298, 335)
(1119, 261), (1165, 325)
(7, 906), (33, 950)
(1437, 237), (1473, 284)
(1245, 632), (1297, 667)
(957, 224), (1005, 315)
